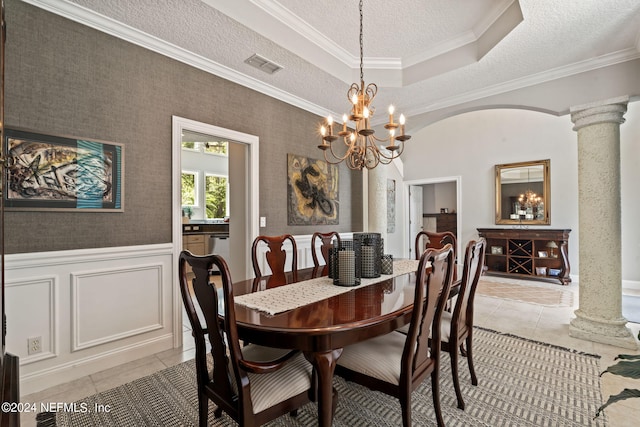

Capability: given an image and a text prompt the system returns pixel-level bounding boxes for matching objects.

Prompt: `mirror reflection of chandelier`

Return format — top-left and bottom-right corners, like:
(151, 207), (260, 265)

(518, 189), (541, 207)
(317, 0), (410, 170)
(511, 166), (545, 221)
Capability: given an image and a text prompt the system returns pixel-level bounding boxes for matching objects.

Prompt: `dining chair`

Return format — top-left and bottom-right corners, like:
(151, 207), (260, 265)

(251, 234), (298, 290)
(335, 244), (455, 427)
(179, 251), (313, 427)
(311, 231), (341, 276)
(416, 230), (458, 280)
(439, 238), (486, 410)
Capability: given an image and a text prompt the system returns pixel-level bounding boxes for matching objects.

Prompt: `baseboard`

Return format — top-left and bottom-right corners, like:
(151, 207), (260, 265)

(623, 279), (640, 291)
(19, 334), (174, 397)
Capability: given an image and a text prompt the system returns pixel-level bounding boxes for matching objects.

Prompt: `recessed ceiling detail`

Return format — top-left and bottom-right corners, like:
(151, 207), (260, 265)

(23, 0), (640, 129)
(207, 0), (524, 87)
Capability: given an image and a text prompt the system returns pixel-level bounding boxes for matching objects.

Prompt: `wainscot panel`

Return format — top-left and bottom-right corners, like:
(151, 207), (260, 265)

(5, 244), (174, 396)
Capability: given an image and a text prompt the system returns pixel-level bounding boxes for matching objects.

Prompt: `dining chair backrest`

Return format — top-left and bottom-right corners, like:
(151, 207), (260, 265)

(251, 234), (298, 288)
(179, 250), (313, 426)
(414, 230), (456, 259)
(334, 243), (455, 427)
(451, 238), (486, 340)
(440, 238), (486, 410)
(406, 244), (455, 384)
(311, 231), (341, 276)
(415, 230), (457, 280)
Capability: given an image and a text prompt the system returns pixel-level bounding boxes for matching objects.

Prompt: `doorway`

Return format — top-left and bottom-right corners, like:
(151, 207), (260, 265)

(172, 116), (259, 347)
(404, 176), (461, 259)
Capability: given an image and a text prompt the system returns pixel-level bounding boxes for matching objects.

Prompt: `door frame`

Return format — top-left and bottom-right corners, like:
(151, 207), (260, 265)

(172, 116), (259, 347)
(403, 176), (462, 260)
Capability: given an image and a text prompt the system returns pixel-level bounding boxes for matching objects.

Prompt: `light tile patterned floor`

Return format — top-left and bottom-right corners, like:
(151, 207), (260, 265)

(477, 278), (573, 306)
(19, 276), (640, 427)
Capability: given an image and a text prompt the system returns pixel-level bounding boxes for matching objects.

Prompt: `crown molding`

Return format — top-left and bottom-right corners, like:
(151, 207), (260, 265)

(22, 0), (640, 125)
(404, 48), (640, 119)
(22, 0), (335, 119)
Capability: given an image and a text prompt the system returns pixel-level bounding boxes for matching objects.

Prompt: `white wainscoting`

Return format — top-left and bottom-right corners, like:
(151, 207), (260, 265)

(5, 244), (174, 396)
(252, 233), (353, 275)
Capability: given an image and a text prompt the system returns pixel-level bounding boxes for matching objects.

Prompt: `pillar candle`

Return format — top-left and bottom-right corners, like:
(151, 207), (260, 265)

(361, 246), (375, 277)
(338, 250), (355, 286)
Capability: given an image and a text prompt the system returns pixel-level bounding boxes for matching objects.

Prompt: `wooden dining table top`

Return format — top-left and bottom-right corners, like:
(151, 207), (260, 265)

(228, 263), (455, 427)
(231, 267), (421, 351)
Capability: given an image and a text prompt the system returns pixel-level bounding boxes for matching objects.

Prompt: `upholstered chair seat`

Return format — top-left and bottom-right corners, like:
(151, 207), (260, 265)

(179, 251), (314, 427)
(335, 331), (406, 385)
(237, 346), (312, 414)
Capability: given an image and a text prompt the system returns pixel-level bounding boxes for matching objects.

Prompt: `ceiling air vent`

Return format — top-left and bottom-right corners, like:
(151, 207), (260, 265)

(244, 54), (283, 75)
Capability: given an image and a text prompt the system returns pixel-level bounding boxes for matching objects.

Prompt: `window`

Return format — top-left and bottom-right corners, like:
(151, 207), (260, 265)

(203, 140), (228, 156)
(181, 171), (198, 206)
(181, 131), (228, 156)
(205, 174), (228, 219)
(181, 140), (197, 150)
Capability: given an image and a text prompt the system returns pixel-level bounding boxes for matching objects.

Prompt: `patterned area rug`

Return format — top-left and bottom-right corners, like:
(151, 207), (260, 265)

(476, 278), (574, 307)
(37, 328), (605, 426)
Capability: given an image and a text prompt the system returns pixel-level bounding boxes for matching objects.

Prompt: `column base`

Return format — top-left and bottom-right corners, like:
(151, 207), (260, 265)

(569, 310), (638, 350)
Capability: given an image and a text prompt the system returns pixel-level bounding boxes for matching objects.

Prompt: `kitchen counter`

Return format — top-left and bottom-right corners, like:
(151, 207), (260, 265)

(182, 222), (229, 237)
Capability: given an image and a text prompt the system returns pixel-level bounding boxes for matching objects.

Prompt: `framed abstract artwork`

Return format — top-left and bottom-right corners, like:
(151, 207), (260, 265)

(387, 179), (396, 233)
(287, 153), (338, 225)
(3, 128), (124, 211)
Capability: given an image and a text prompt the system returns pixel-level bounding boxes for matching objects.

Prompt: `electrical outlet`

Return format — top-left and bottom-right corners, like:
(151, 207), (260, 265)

(260, 217), (266, 227)
(27, 336), (42, 355)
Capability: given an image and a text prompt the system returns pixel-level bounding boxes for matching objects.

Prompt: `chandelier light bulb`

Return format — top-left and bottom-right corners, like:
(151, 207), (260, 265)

(399, 114), (405, 125)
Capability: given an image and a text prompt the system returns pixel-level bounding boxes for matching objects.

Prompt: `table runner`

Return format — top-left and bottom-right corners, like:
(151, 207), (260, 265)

(235, 259), (421, 315)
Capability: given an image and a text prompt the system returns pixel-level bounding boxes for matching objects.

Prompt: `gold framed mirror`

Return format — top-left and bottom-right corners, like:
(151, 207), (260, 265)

(495, 159), (550, 225)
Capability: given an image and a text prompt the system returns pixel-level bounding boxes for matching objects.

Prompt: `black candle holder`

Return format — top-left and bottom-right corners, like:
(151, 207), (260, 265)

(354, 233), (382, 278)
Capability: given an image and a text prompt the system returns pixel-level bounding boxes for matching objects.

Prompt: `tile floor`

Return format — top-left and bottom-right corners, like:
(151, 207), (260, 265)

(19, 277), (640, 427)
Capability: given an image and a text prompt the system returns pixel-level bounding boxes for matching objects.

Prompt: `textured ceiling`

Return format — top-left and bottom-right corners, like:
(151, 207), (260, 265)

(25, 0), (640, 130)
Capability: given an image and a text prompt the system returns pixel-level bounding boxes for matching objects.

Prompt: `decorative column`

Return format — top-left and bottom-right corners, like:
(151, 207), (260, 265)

(569, 96), (637, 349)
(367, 162), (387, 243)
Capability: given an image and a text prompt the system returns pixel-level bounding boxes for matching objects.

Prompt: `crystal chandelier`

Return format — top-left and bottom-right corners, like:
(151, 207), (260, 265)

(317, 0), (410, 170)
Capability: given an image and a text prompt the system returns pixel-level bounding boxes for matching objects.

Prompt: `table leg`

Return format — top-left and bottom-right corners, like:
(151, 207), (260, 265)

(305, 349), (343, 427)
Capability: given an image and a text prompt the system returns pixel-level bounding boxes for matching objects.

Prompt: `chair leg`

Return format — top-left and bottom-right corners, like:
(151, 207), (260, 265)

(431, 370), (445, 427)
(465, 335), (478, 386)
(400, 393), (412, 427)
(450, 346), (465, 410)
(199, 396), (211, 427)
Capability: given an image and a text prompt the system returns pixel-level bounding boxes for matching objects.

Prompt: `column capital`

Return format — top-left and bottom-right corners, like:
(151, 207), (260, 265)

(570, 96), (629, 131)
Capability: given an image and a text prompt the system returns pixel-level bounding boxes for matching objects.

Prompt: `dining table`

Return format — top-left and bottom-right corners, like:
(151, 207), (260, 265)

(230, 259), (448, 427)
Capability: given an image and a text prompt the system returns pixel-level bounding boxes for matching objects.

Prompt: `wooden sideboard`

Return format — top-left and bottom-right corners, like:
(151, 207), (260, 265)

(477, 228), (571, 285)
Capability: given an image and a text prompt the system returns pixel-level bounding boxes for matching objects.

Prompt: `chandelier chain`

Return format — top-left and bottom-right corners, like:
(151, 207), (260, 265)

(359, 0), (364, 83)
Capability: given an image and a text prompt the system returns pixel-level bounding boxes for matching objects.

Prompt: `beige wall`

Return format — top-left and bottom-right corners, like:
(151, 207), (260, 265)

(402, 105), (640, 282)
(3, 0), (362, 254)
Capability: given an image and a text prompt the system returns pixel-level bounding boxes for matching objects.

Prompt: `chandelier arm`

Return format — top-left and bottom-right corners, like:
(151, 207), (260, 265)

(325, 141), (355, 163)
(322, 150), (349, 166)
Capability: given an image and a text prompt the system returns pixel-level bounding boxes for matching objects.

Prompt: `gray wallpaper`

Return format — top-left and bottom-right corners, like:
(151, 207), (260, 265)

(4, 0), (363, 254)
